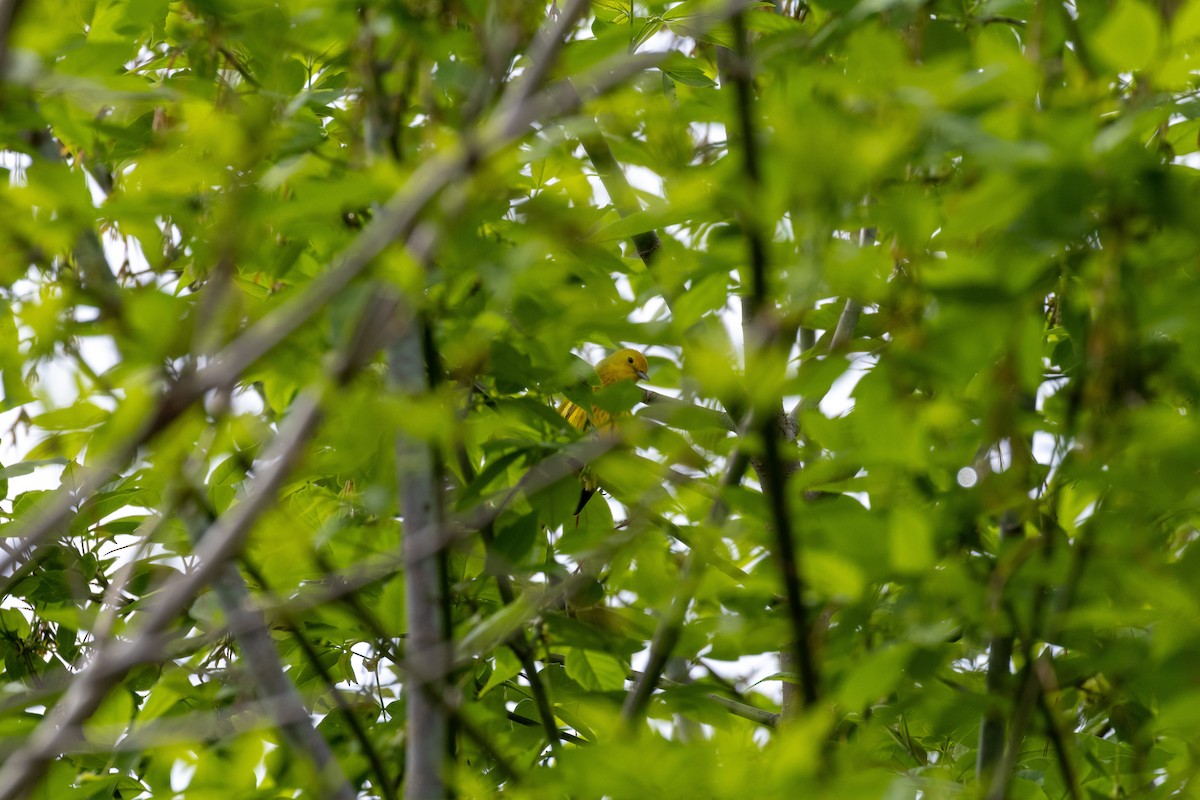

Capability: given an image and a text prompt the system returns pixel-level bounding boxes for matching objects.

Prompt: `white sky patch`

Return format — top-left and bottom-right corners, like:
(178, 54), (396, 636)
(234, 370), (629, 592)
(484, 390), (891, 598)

(625, 164), (664, 197)
(819, 353), (873, 418)
(0, 150), (32, 183)
(585, 172), (611, 207)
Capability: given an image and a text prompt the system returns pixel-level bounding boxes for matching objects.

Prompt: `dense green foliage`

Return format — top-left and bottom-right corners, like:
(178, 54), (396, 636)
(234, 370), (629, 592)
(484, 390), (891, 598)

(1, 0), (1200, 797)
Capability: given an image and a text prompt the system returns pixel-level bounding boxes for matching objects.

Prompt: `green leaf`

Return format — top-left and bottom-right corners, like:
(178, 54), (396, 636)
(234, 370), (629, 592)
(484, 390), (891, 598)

(565, 648), (627, 692)
(1092, 0), (1162, 73)
(480, 648), (523, 697)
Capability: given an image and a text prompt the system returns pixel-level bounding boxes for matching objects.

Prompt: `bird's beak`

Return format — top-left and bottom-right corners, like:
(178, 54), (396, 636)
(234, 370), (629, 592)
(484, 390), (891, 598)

(635, 369), (649, 382)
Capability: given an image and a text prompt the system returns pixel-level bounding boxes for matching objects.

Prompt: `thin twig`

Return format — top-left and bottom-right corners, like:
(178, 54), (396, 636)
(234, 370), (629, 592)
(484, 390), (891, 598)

(308, 550), (522, 784)
(457, 445), (562, 755)
(241, 558), (399, 800)
(493, 0), (590, 129)
(1035, 658), (1082, 800)
(621, 444), (751, 724)
(640, 389), (737, 432)
(630, 670), (780, 728)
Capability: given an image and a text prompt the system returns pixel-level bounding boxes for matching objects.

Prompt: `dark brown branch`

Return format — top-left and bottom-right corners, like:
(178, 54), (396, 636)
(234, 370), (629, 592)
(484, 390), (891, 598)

(630, 669), (780, 729)
(456, 447), (562, 755)
(640, 389), (737, 432)
(985, 400), (1091, 796)
(575, 122), (662, 266)
(727, 9), (819, 710)
(976, 513), (1020, 778)
(307, 550), (522, 784)
(566, 1), (761, 279)
(1035, 658), (1082, 800)
(508, 712), (587, 746)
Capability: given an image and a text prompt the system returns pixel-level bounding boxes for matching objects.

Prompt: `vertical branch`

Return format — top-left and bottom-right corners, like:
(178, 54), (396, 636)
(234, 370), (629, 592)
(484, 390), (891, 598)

(976, 509), (1020, 778)
(726, 10), (820, 711)
(392, 308), (451, 800)
(0, 0), (26, 83)
(979, 384), (1049, 786)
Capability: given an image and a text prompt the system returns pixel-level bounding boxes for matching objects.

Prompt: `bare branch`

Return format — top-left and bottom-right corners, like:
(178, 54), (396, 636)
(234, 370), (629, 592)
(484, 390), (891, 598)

(493, 0), (590, 129)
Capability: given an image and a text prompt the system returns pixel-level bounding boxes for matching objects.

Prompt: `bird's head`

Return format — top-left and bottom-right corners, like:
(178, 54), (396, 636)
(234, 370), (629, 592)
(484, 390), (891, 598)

(596, 348), (649, 385)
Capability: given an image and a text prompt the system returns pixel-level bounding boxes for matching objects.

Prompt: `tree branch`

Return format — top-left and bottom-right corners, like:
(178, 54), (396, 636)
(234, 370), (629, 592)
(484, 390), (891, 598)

(0, 390), (325, 800)
(456, 446), (562, 755)
(630, 669), (780, 729)
(0, 0), (26, 81)
(0, 297), (397, 800)
(0, 26), (734, 591)
(241, 558), (399, 800)
(727, 9), (819, 710)
(178, 498), (356, 800)
(640, 389), (737, 432)
(622, 444), (751, 725)
(392, 307), (451, 800)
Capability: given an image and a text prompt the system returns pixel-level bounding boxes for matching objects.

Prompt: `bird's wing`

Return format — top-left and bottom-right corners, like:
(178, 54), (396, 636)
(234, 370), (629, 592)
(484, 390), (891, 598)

(557, 398), (590, 431)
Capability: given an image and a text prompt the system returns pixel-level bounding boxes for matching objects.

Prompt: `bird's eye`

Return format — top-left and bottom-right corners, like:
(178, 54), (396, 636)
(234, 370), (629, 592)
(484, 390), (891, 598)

(627, 357), (634, 363)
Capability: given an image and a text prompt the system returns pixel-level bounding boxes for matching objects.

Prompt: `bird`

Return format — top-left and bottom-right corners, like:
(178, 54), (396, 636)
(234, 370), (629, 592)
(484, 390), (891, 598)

(557, 348), (650, 516)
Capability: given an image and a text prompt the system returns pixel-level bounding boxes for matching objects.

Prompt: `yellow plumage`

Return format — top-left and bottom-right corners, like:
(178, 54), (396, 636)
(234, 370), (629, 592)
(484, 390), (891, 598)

(557, 348), (649, 515)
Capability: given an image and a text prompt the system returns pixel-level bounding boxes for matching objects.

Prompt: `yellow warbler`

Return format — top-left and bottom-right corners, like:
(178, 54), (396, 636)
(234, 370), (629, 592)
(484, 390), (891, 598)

(557, 348), (650, 515)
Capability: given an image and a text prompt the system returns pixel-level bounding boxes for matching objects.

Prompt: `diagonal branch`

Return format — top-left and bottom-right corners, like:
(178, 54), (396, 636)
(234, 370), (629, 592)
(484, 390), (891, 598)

(240, 558), (399, 800)
(622, 443), (752, 724)
(0, 27), (736, 592)
(0, 392), (324, 800)
(0, 298), (399, 800)
(493, 0), (590, 129)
